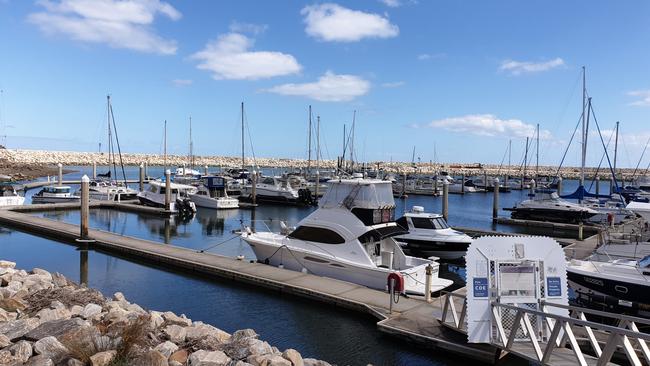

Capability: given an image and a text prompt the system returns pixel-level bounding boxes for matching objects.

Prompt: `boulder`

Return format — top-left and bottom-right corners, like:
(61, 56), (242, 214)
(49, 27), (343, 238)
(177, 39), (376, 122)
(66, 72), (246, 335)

(188, 350), (231, 366)
(162, 311), (192, 327)
(186, 322), (230, 343)
(139, 350), (167, 366)
(51, 273), (68, 287)
(8, 340), (33, 363)
(169, 349), (189, 364)
(112, 292), (126, 302)
(64, 358), (85, 366)
(153, 340), (178, 358)
(0, 350), (18, 365)
(247, 339), (273, 356)
(169, 361), (184, 366)
(69, 305), (84, 317)
(24, 318), (87, 341)
(149, 311), (164, 328)
(36, 307), (72, 322)
(0, 260), (16, 269)
(80, 303), (102, 319)
(247, 354), (292, 366)
(303, 359), (331, 366)
(0, 297), (26, 312)
(24, 354), (54, 366)
(0, 334), (11, 348)
(163, 324), (187, 344)
(231, 329), (258, 342)
(0, 307), (17, 322)
(89, 350), (117, 366)
(0, 318), (40, 341)
(235, 362), (255, 366)
(32, 268), (52, 280)
(282, 349), (303, 366)
(33, 336), (69, 361)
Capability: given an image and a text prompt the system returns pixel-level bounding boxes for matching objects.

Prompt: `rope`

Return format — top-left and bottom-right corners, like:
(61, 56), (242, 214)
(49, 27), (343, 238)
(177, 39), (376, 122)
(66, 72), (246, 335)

(262, 244), (312, 274)
(555, 112), (583, 178)
(197, 234), (241, 253)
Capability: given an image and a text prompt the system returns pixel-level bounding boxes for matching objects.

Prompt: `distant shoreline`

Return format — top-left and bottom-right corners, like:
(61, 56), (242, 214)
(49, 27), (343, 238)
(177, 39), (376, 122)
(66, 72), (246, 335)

(0, 148), (641, 181)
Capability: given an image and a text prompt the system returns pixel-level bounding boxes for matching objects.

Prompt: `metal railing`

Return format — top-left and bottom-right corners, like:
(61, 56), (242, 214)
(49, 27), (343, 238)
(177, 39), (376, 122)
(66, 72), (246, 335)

(438, 292), (650, 365)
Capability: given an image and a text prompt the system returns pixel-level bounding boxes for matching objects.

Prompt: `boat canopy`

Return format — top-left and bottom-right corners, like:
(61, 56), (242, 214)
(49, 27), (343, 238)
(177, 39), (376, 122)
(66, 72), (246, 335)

(320, 179), (395, 209)
(560, 185), (610, 200)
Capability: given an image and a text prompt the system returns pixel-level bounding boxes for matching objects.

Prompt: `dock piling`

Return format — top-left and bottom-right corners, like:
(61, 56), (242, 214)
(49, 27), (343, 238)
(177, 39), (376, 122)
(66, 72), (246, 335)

(557, 176), (563, 195)
(483, 171), (487, 192)
(80, 175), (89, 239)
(389, 278), (395, 314)
(578, 222), (584, 241)
(139, 163), (144, 192)
(529, 179), (536, 195)
(164, 170), (171, 211)
(315, 170), (320, 199)
(595, 176), (600, 196)
(57, 163), (63, 185)
(401, 173), (406, 198)
(204, 165), (209, 175)
(442, 181), (449, 221)
(251, 171), (257, 206)
(461, 173), (465, 194)
(492, 178), (500, 221)
(92, 162), (96, 179)
(425, 264), (432, 303)
(144, 161), (148, 178)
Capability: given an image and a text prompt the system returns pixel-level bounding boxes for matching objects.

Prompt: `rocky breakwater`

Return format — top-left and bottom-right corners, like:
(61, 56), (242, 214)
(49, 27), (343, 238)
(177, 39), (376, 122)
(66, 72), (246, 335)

(0, 260), (330, 366)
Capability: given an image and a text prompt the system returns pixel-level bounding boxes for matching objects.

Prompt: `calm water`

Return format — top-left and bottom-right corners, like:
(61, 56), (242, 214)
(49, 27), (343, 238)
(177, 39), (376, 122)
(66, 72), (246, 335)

(4, 165), (607, 365)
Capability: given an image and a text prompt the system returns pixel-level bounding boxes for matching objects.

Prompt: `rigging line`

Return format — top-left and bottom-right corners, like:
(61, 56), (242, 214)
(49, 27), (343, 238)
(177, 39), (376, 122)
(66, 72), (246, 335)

(554, 111), (583, 177)
(587, 123), (615, 191)
(243, 108), (258, 170)
(589, 101), (620, 194)
(631, 137), (650, 179)
(197, 234), (241, 253)
(541, 71), (583, 155)
(109, 102), (128, 187)
(496, 143), (509, 175)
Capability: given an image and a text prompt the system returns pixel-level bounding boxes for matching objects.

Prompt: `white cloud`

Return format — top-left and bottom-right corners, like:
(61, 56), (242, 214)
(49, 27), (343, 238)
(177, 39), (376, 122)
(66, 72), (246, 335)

(301, 3), (399, 42)
(428, 114), (552, 139)
(172, 79), (192, 87)
(417, 53), (446, 61)
(499, 58), (565, 76)
(627, 90), (650, 106)
(191, 33), (302, 80)
(381, 81), (405, 88)
(28, 0), (180, 55)
(229, 21), (268, 35)
(380, 0), (401, 7)
(265, 71), (370, 102)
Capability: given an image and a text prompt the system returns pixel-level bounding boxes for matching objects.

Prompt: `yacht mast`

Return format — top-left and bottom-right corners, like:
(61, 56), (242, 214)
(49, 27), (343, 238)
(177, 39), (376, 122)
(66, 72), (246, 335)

(613, 121), (619, 176)
(523, 137), (529, 180)
(536, 123), (539, 178)
(107, 95), (115, 179)
(351, 110), (356, 171)
(307, 105), (312, 175)
(163, 120), (167, 173)
(241, 102), (245, 170)
(189, 116), (193, 170)
(580, 66), (587, 185)
(316, 115), (320, 172)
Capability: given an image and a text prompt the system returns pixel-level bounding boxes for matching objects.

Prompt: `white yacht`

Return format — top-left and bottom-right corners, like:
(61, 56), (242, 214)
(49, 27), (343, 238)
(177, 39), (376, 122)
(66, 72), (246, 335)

(394, 206), (472, 260)
(241, 178), (454, 295)
(137, 180), (197, 214)
(241, 176), (302, 204)
(0, 184), (25, 206)
(31, 186), (80, 204)
(567, 255), (650, 317)
(582, 195), (634, 224)
(505, 189), (598, 223)
(626, 201), (650, 222)
(79, 179), (138, 201)
(189, 176), (239, 210)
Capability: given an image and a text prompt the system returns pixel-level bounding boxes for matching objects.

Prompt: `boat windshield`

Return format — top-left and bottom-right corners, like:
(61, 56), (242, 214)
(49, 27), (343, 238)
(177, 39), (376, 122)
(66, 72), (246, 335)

(639, 255), (650, 268)
(320, 180), (394, 209)
(411, 217), (450, 230)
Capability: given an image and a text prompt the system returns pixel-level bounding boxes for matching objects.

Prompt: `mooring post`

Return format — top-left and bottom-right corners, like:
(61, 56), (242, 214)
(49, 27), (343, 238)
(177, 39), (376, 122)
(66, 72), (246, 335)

(504, 172), (508, 190)
(164, 169), (171, 211)
(520, 172), (524, 190)
(610, 177), (614, 195)
(144, 161), (148, 178)
(80, 175), (89, 239)
(139, 163), (144, 192)
(492, 178), (500, 221)
(529, 179), (536, 196)
(557, 176), (563, 195)
(92, 161), (97, 179)
(578, 221), (584, 241)
(389, 277), (395, 314)
(79, 250), (88, 286)
(483, 170), (488, 192)
(595, 176), (600, 196)
(315, 170), (320, 199)
(461, 173), (465, 194)
(57, 163), (63, 185)
(402, 173), (407, 198)
(425, 264), (432, 303)
(204, 165), (209, 175)
(442, 181), (449, 222)
(251, 170), (257, 205)
(434, 175), (438, 196)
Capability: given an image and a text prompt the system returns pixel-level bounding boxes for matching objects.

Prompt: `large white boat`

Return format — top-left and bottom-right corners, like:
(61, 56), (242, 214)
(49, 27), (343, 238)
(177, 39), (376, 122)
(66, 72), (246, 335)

(137, 180), (197, 214)
(241, 178), (454, 295)
(78, 179), (138, 201)
(567, 255), (650, 318)
(505, 189), (598, 223)
(31, 186), (80, 204)
(394, 206), (472, 260)
(626, 201), (650, 222)
(189, 176), (239, 210)
(0, 184), (25, 206)
(241, 176), (304, 204)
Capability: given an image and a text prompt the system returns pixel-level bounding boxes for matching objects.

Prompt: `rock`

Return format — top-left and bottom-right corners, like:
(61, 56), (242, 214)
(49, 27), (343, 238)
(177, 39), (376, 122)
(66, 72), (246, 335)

(163, 324), (187, 344)
(0, 307), (17, 322)
(51, 273), (68, 287)
(188, 350), (231, 366)
(153, 340), (178, 358)
(112, 292), (126, 302)
(235, 362), (254, 366)
(36, 306), (72, 322)
(0, 297), (26, 312)
(0, 350), (18, 365)
(247, 339), (273, 356)
(69, 305), (83, 317)
(0, 334), (11, 348)
(81, 303), (102, 319)
(0, 318), (40, 341)
(125, 303), (146, 315)
(169, 349), (189, 364)
(24, 354), (54, 366)
(64, 358), (85, 366)
(32, 268), (52, 280)
(149, 311), (164, 328)
(0, 260), (16, 269)
(186, 322), (230, 343)
(8, 340), (33, 363)
(247, 354), (292, 366)
(139, 350), (167, 366)
(169, 361), (183, 366)
(24, 318), (86, 341)
(232, 329), (258, 342)
(34, 336), (68, 362)
(282, 349), (303, 366)
(104, 307), (128, 324)
(89, 350), (117, 366)
(303, 359), (331, 366)
(162, 311), (192, 327)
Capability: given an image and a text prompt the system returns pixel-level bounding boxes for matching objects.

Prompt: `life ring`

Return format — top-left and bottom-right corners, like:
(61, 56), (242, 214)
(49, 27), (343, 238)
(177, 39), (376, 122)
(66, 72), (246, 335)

(387, 272), (404, 294)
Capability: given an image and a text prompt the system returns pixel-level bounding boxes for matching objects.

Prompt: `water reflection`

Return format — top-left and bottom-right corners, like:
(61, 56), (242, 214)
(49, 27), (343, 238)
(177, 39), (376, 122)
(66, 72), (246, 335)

(79, 248), (88, 285)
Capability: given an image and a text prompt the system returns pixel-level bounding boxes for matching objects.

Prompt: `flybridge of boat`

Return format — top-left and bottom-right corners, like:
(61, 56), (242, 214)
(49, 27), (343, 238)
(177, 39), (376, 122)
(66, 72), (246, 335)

(319, 178), (396, 226)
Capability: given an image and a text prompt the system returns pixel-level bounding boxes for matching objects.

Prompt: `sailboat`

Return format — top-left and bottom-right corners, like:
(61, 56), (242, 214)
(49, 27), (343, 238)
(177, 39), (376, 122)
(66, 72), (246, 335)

(174, 116), (201, 184)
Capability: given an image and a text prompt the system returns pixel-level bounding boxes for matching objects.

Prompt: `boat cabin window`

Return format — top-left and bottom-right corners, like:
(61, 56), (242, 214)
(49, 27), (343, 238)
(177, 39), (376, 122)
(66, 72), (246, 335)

(262, 177), (275, 185)
(158, 188), (178, 195)
(44, 187), (69, 193)
(148, 185), (158, 193)
(640, 255), (650, 268)
(410, 217), (449, 230)
(288, 226), (345, 244)
(395, 216), (408, 230)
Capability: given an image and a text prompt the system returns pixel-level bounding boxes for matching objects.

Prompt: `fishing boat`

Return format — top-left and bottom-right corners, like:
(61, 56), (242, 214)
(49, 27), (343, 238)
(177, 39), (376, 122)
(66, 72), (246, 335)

(394, 206), (472, 260)
(0, 184), (25, 206)
(567, 255), (650, 318)
(137, 180), (197, 214)
(241, 177), (454, 295)
(32, 186), (80, 204)
(505, 189), (598, 223)
(189, 176), (239, 209)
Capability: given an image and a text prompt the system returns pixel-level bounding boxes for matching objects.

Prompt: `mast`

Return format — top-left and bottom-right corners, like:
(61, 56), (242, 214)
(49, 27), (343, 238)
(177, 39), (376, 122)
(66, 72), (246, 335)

(241, 102), (245, 170)
(351, 110), (356, 171)
(316, 115), (320, 172)
(523, 137), (529, 180)
(307, 105), (312, 175)
(580, 66), (587, 185)
(107, 95), (112, 172)
(164, 120), (167, 173)
(189, 116), (193, 170)
(613, 121), (619, 176)
(536, 123), (539, 178)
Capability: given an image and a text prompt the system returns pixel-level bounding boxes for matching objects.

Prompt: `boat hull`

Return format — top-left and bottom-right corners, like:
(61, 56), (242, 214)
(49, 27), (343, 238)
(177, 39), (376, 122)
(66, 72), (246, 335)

(31, 196), (80, 204)
(190, 194), (239, 209)
(0, 196), (25, 206)
(396, 237), (469, 260)
(508, 207), (596, 223)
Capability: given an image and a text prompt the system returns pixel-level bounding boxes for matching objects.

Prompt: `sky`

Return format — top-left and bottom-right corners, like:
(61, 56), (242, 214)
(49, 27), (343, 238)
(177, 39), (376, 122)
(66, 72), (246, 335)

(0, 0), (649, 168)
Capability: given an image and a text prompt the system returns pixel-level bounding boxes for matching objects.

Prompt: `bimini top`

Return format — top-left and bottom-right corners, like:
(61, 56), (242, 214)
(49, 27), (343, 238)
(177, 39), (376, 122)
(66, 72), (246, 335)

(320, 178), (394, 210)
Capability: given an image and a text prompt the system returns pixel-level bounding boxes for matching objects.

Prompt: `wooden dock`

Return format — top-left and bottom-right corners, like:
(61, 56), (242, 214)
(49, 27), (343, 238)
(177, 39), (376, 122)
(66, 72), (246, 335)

(0, 209), (502, 363)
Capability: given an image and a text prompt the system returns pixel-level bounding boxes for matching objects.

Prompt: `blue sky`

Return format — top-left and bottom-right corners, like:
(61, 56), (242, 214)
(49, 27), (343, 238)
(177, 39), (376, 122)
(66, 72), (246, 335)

(0, 0), (649, 167)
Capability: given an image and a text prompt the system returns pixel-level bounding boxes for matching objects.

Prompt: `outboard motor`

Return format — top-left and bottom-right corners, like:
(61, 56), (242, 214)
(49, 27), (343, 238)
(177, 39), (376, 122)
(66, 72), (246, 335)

(175, 197), (197, 217)
(298, 188), (316, 206)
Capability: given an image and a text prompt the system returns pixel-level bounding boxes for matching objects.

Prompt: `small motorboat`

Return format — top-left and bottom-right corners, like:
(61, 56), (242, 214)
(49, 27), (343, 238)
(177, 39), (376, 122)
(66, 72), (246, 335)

(189, 176), (239, 209)
(77, 179), (138, 201)
(505, 189), (598, 223)
(137, 180), (197, 214)
(0, 184), (25, 206)
(32, 185), (80, 204)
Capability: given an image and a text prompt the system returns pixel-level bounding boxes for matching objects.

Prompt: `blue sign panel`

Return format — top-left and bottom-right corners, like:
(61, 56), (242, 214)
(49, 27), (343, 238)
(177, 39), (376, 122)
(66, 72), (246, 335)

(473, 278), (488, 298)
(547, 277), (562, 297)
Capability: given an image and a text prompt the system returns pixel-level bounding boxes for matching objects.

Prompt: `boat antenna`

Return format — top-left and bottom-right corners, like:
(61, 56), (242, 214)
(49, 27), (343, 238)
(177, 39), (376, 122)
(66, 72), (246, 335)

(316, 115), (320, 173)
(307, 105), (312, 176)
(523, 136), (529, 179)
(164, 120), (167, 173)
(108, 97), (128, 187)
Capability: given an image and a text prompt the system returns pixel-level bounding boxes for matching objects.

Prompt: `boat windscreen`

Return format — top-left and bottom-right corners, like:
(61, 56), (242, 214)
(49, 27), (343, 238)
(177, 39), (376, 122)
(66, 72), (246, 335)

(320, 181), (394, 209)
(640, 255), (650, 268)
